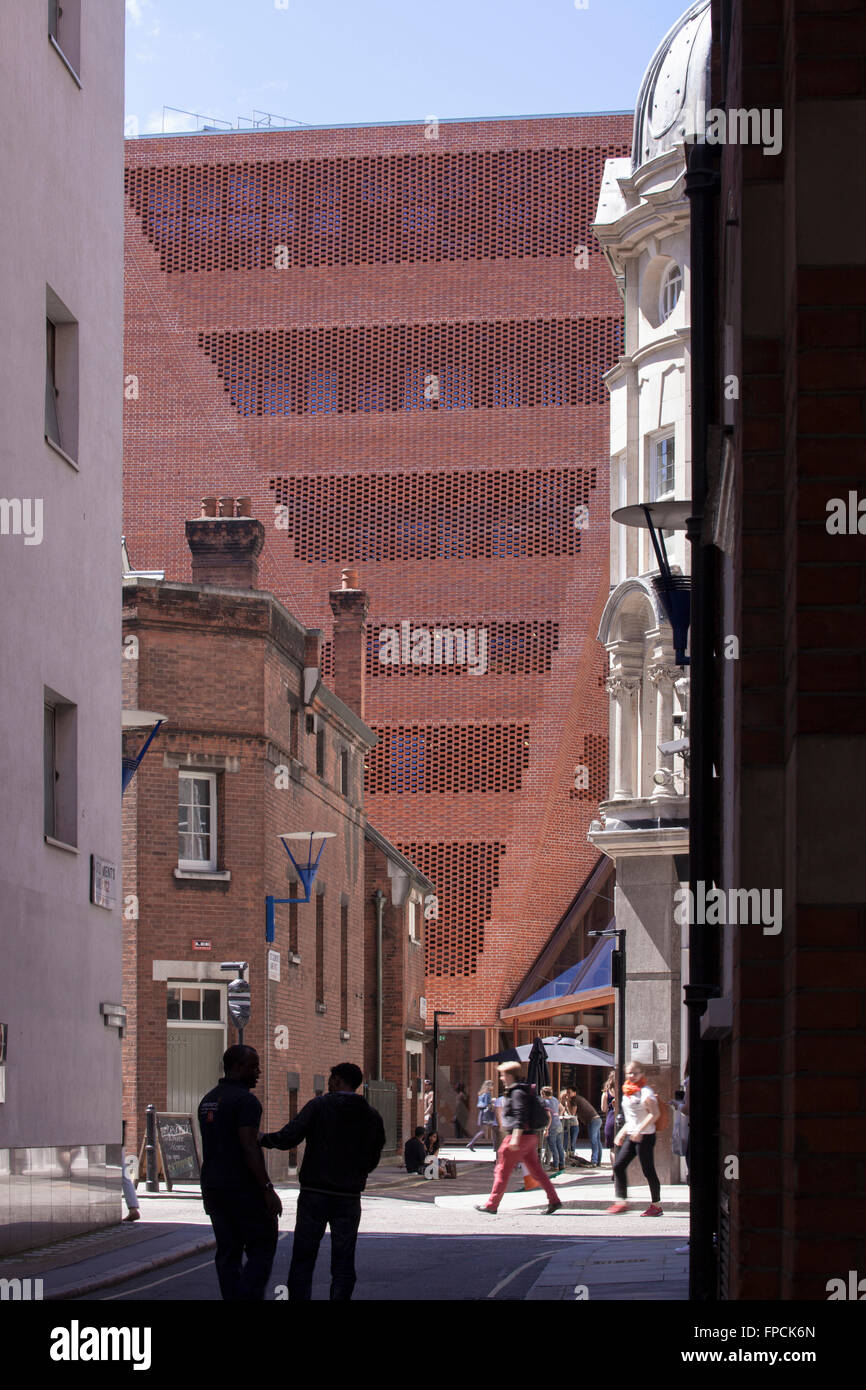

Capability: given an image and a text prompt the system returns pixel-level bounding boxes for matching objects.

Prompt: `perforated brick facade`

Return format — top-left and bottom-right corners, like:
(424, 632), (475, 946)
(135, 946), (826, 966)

(122, 114), (632, 1031)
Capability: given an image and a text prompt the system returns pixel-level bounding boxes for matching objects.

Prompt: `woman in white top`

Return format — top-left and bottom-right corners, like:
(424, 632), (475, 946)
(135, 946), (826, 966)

(606, 1061), (663, 1216)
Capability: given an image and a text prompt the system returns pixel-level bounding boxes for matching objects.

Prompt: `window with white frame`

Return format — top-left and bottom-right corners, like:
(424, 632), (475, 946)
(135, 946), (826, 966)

(650, 434), (676, 502)
(178, 772), (217, 870)
(407, 895), (419, 942)
(659, 262), (682, 323)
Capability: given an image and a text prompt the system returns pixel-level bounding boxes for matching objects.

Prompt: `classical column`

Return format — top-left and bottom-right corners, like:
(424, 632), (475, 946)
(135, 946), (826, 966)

(606, 673), (641, 799)
(649, 663), (678, 798)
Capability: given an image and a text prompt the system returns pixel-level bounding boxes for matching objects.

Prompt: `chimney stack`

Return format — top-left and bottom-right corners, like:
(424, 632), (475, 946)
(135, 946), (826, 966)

(186, 496), (264, 588)
(328, 568), (369, 719)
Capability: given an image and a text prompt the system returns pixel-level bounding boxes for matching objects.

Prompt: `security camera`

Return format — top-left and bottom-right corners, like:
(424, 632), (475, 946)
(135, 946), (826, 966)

(220, 961), (248, 972)
(658, 737), (689, 757)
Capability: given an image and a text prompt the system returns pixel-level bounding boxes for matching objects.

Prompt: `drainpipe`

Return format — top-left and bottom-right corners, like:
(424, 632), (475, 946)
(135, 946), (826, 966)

(373, 889), (385, 1080)
(684, 138), (721, 1303)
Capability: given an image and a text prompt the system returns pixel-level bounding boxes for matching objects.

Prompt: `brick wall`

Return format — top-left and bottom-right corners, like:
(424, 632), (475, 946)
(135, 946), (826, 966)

(715, 0), (866, 1299)
(122, 113), (632, 1032)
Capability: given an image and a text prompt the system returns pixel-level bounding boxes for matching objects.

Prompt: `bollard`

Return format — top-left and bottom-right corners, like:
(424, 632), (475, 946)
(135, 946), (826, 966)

(145, 1103), (159, 1192)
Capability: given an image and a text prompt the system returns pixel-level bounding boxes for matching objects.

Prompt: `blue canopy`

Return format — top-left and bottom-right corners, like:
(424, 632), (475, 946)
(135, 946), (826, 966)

(517, 933), (613, 1009)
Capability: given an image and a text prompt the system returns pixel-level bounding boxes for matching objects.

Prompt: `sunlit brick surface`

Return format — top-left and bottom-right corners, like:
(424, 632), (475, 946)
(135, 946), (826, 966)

(123, 114), (631, 1027)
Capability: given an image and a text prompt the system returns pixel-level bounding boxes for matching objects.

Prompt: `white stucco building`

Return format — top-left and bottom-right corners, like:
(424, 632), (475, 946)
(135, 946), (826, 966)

(590, 1), (711, 1179)
(0, 2), (125, 1254)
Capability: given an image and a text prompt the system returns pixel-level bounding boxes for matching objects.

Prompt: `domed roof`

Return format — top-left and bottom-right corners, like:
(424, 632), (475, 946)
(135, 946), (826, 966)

(632, 0), (711, 173)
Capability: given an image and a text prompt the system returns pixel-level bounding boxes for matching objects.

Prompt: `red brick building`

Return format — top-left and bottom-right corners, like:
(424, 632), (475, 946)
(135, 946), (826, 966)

(687, 0), (866, 1300)
(121, 113), (632, 1085)
(121, 507), (424, 1169)
(363, 826), (432, 1148)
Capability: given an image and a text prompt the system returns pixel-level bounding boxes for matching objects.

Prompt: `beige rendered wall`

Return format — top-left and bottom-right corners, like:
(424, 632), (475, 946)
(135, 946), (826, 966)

(0, 0), (125, 1243)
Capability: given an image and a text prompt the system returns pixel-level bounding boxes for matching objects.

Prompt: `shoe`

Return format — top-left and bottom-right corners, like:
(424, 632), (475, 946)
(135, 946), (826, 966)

(545, 1198), (563, 1214)
(641, 1203), (663, 1217)
(475, 1204), (498, 1214)
(466, 1144), (476, 1152)
(606, 1201), (627, 1214)
(123, 1209), (141, 1222)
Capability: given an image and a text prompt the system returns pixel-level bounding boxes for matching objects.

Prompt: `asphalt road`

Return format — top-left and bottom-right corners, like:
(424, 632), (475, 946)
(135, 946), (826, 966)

(81, 1230), (581, 1302)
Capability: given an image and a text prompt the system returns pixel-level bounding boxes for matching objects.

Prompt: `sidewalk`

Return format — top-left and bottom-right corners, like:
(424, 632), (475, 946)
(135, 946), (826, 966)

(0, 1145), (690, 1301)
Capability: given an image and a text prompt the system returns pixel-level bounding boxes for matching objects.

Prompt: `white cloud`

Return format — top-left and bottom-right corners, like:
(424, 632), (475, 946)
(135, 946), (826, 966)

(126, 0), (146, 25)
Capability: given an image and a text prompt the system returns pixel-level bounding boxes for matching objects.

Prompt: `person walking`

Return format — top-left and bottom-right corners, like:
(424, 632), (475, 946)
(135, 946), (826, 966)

(466, 1079), (498, 1152)
(541, 1086), (565, 1175)
(423, 1079), (434, 1134)
(573, 1088), (603, 1166)
(198, 1045), (282, 1300)
(607, 1061), (663, 1215)
(260, 1062), (385, 1300)
(475, 1062), (562, 1215)
(601, 1070), (618, 1167)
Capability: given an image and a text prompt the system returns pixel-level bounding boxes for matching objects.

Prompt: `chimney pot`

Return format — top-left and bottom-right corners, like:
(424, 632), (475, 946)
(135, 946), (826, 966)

(218, 496), (235, 518)
(341, 567), (360, 590)
(328, 574), (369, 719)
(201, 497), (218, 517)
(236, 496), (252, 518)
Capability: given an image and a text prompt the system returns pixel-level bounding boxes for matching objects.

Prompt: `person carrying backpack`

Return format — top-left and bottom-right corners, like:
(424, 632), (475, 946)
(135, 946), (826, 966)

(475, 1061), (562, 1215)
(607, 1061), (664, 1216)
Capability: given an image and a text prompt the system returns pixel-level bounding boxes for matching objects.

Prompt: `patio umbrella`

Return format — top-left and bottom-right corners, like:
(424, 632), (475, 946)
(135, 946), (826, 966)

(526, 1036), (550, 1092)
(476, 1036), (615, 1068)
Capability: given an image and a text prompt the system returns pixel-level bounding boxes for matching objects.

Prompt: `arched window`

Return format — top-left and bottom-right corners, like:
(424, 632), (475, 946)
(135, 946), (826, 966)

(659, 262), (683, 323)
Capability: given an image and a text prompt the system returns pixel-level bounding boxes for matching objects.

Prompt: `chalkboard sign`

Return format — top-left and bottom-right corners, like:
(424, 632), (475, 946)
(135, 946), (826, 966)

(155, 1113), (201, 1189)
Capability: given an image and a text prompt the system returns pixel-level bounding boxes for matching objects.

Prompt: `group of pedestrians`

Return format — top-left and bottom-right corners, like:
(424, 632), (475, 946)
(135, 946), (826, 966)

(195, 1046), (670, 1302)
(472, 1058), (665, 1217)
(197, 1046), (384, 1301)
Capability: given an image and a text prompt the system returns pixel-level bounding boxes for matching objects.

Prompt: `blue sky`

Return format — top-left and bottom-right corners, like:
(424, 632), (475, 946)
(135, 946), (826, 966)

(125, 0), (691, 136)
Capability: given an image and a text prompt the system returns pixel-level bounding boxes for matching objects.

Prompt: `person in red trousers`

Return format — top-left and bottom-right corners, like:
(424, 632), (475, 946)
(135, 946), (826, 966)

(475, 1061), (562, 1215)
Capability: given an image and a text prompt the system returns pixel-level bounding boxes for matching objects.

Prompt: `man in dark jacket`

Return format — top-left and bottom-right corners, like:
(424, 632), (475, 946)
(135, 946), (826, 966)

(260, 1061), (385, 1300)
(475, 1061), (562, 1215)
(198, 1045), (282, 1300)
(404, 1126), (428, 1175)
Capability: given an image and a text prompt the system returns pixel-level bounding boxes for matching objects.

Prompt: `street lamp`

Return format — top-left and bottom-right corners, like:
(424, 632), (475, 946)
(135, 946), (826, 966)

(589, 927), (626, 1127)
(611, 500), (692, 666)
(265, 831), (334, 942)
(430, 1009), (454, 1135)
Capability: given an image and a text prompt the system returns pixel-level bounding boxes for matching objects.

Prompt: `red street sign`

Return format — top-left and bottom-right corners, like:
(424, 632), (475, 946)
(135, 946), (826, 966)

(192, 939), (212, 951)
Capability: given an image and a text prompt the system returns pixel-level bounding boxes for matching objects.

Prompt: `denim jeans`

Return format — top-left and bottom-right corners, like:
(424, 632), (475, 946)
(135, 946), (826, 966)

(613, 1133), (661, 1203)
(588, 1115), (603, 1164)
(547, 1129), (565, 1168)
(288, 1189), (362, 1300)
(203, 1187), (279, 1301)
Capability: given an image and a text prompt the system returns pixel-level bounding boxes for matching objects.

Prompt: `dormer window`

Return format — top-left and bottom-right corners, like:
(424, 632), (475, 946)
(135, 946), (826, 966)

(659, 262), (683, 322)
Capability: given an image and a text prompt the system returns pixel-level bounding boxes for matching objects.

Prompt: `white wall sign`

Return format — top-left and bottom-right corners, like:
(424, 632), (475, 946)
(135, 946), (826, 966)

(268, 949), (281, 982)
(90, 855), (117, 910)
(630, 1039), (654, 1064)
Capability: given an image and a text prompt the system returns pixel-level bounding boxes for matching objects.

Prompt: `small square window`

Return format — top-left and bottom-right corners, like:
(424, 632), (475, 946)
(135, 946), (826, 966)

(202, 989), (222, 1022)
(166, 988), (180, 1021)
(45, 288), (79, 462)
(180, 988), (201, 1022)
(43, 690), (77, 846)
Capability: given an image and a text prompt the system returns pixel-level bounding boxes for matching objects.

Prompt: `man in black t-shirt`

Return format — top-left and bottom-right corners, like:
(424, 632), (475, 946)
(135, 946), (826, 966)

(261, 1061), (385, 1300)
(198, 1045), (282, 1300)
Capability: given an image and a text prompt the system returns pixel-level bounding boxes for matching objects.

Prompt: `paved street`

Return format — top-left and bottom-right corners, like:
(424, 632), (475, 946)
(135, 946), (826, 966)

(56, 1149), (690, 1302)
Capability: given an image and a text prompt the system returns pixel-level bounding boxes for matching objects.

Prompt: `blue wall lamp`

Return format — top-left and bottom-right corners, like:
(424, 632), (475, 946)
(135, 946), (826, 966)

(265, 831), (335, 943)
(122, 710), (168, 795)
